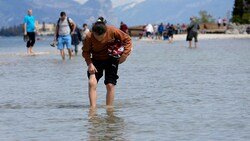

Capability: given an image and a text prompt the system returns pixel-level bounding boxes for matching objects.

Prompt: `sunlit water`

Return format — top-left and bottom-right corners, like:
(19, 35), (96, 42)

(0, 36), (250, 141)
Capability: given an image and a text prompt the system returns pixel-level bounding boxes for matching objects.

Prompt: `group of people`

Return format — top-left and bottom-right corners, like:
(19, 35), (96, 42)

(24, 10), (90, 59)
(217, 17), (227, 28)
(141, 23), (175, 43)
(23, 9), (133, 110)
(23, 9), (200, 110)
(138, 17), (199, 47)
(140, 22), (190, 43)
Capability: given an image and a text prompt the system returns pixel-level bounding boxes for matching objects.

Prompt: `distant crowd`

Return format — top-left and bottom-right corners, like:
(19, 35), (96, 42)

(138, 17), (230, 40)
(137, 23), (189, 43)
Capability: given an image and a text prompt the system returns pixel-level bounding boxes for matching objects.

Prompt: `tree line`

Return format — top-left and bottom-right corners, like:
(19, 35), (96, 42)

(0, 24), (24, 36)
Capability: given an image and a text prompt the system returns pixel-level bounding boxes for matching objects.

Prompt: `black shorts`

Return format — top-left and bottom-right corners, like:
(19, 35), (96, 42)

(26, 32), (36, 47)
(186, 31), (198, 42)
(87, 58), (119, 85)
(168, 33), (173, 38)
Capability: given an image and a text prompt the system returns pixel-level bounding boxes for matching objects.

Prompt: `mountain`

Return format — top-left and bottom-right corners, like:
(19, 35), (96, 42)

(114, 0), (234, 26)
(0, 0), (115, 27)
(0, 0), (235, 28)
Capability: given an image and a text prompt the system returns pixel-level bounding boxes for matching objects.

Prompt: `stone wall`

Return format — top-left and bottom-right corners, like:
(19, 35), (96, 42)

(226, 23), (250, 34)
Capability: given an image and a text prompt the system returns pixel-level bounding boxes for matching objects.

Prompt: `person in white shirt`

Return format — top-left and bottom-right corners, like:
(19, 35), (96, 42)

(145, 23), (154, 38)
(54, 11), (76, 60)
(217, 17), (222, 28)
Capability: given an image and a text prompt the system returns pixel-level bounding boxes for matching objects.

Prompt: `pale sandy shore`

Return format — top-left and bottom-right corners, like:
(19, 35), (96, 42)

(139, 34), (250, 41)
(174, 34), (250, 41)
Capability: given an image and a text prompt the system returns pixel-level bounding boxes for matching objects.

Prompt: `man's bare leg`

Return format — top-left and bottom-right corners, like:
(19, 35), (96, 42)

(89, 74), (97, 109)
(27, 47), (30, 54)
(68, 49), (72, 60)
(60, 49), (65, 60)
(30, 46), (34, 54)
(195, 42), (197, 48)
(106, 83), (115, 106)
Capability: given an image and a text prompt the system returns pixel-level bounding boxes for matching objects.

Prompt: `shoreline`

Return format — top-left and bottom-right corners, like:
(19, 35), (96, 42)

(138, 34), (250, 41)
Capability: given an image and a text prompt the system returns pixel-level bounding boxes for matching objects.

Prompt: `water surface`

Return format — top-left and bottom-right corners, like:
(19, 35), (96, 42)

(0, 37), (250, 141)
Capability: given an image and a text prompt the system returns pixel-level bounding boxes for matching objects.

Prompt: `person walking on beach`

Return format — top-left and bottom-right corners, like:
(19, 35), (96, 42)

(145, 23), (154, 38)
(158, 23), (164, 40)
(153, 24), (159, 39)
(54, 11), (76, 60)
(71, 26), (82, 55)
(223, 18), (227, 27)
(23, 9), (37, 54)
(120, 21), (129, 34)
(81, 23), (90, 45)
(167, 24), (174, 43)
(82, 17), (132, 109)
(186, 17), (200, 48)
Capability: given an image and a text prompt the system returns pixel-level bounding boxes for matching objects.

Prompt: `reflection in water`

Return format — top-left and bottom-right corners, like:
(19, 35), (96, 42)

(87, 107), (126, 141)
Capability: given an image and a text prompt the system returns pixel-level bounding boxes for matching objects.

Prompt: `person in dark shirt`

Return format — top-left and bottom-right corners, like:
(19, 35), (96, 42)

(167, 24), (174, 43)
(119, 21), (129, 34)
(71, 26), (82, 55)
(186, 17), (200, 48)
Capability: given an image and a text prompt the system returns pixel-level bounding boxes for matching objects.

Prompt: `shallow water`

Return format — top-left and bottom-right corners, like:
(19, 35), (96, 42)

(0, 36), (250, 141)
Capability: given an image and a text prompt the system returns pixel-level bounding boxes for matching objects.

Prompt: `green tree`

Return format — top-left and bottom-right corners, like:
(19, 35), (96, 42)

(232, 0), (243, 23)
(232, 0), (250, 24)
(196, 10), (215, 23)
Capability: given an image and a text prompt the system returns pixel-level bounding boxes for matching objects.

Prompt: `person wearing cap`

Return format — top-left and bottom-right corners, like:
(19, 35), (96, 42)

(82, 17), (132, 109)
(186, 17), (200, 48)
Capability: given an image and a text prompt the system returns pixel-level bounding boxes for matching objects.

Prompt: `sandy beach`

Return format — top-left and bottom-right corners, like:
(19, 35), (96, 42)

(139, 34), (250, 41)
(175, 34), (250, 41)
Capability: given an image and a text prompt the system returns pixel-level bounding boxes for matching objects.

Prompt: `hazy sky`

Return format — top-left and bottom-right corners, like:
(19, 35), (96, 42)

(73, 0), (145, 8)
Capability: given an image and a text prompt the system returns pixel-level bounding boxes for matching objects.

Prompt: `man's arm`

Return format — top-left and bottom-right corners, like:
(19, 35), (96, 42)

(82, 33), (93, 65)
(54, 25), (58, 41)
(24, 23), (27, 35)
(70, 21), (76, 34)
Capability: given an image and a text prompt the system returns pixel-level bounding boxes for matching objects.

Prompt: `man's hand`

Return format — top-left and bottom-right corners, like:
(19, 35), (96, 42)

(54, 36), (57, 41)
(71, 31), (76, 36)
(88, 63), (97, 74)
(119, 56), (126, 64)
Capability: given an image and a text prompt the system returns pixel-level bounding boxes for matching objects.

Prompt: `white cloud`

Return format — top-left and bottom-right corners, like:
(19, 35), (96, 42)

(73, 0), (145, 8)
(112, 0), (145, 8)
(73, 0), (88, 4)
(186, 0), (212, 8)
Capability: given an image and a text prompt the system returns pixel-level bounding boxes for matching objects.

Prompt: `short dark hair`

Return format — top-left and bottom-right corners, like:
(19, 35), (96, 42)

(92, 17), (107, 35)
(83, 23), (87, 27)
(60, 11), (66, 17)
